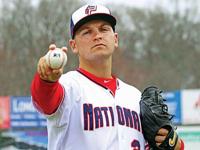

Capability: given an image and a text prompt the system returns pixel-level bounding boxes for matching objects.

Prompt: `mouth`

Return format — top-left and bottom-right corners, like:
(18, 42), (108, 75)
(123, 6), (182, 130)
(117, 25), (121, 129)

(92, 44), (106, 49)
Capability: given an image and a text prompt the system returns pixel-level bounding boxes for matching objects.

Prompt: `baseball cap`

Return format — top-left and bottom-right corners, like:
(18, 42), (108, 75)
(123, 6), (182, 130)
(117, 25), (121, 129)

(70, 4), (117, 38)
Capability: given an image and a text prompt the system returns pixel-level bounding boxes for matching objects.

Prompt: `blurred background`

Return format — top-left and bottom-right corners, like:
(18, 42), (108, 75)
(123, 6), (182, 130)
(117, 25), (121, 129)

(0, 0), (200, 149)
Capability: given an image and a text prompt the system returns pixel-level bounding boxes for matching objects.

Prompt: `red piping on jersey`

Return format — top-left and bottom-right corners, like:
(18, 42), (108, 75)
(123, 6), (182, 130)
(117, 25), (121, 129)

(77, 68), (118, 96)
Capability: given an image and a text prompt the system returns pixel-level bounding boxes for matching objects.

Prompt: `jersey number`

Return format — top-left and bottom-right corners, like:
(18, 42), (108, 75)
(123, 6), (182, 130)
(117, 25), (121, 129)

(131, 139), (140, 150)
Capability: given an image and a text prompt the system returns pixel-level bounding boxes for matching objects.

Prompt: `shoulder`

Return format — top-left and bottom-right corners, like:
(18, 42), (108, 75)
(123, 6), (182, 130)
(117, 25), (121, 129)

(58, 71), (82, 96)
(117, 78), (141, 97)
(117, 79), (142, 112)
(60, 70), (79, 80)
(59, 70), (83, 85)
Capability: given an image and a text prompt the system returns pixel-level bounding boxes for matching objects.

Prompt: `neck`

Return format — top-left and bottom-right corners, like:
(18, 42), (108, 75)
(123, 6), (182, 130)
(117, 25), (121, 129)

(79, 58), (112, 78)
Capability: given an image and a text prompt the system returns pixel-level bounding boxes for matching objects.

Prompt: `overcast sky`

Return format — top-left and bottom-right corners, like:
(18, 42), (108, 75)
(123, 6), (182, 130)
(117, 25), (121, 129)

(1, 0), (199, 14)
(82, 0), (160, 8)
(0, 0), (162, 9)
(82, 0), (200, 14)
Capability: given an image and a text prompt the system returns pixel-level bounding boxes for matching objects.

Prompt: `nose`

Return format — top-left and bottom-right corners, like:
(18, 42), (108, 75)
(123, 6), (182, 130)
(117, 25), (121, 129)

(93, 29), (102, 40)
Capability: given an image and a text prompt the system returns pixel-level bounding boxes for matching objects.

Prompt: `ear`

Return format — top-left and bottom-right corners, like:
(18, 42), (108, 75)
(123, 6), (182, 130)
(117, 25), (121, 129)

(114, 33), (119, 48)
(69, 39), (78, 54)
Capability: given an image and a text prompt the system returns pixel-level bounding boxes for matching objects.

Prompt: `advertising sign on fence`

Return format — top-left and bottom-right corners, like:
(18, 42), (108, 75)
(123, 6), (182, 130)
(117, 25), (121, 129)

(163, 91), (181, 124)
(182, 89), (200, 124)
(0, 96), (10, 129)
(10, 96), (46, 128)
(177, 125), (200, 150)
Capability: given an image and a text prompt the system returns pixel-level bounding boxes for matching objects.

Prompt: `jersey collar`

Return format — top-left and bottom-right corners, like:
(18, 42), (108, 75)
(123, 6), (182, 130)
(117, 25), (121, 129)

(76, 68), (118, 96)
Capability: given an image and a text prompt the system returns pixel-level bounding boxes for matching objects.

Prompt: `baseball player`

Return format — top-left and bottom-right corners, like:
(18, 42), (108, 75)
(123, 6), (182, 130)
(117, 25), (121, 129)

(31, 4), (184, 150)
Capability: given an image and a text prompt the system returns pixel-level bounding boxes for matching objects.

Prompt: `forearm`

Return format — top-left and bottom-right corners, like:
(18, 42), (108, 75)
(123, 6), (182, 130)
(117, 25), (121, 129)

(31, 73), (64, 114)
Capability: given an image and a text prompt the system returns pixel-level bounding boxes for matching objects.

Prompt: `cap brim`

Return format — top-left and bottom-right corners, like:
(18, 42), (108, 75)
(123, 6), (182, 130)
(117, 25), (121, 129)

(72, 13), (116, 38)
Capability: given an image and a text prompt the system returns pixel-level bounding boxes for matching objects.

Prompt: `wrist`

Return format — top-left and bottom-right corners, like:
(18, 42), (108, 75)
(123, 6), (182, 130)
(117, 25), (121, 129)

(175, 138), (184, 150)
(39, 73), (60, 82)
(180, 139), (184, 150)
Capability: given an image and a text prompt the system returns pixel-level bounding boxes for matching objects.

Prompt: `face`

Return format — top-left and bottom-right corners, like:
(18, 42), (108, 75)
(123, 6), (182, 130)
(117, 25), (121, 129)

(69, 20), (118, 65)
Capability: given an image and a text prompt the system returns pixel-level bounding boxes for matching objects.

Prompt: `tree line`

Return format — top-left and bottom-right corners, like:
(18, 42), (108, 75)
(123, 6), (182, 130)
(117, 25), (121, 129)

(0, 0), (199, 95)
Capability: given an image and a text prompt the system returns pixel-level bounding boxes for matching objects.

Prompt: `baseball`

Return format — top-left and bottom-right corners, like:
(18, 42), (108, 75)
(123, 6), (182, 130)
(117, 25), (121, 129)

(45, 48), (67, 69)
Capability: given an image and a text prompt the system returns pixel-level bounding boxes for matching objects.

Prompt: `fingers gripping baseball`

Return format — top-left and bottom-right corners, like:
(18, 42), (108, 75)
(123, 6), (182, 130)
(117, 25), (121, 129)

(37, 44), (68, 82)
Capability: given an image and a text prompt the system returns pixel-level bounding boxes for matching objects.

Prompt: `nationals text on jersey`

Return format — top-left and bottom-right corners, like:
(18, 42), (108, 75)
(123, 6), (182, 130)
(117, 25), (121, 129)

(83, 103), (142, 132)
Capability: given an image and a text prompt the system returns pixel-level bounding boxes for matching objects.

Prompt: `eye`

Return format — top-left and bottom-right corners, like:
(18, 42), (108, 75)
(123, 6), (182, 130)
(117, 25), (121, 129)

(82, 29), (91, 35)
(100, 25), (111, 32)
(102, 27), (109, 31)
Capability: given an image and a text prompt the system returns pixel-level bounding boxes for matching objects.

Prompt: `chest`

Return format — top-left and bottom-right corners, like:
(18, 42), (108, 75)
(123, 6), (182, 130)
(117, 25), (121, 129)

(76, 83), (142, 132)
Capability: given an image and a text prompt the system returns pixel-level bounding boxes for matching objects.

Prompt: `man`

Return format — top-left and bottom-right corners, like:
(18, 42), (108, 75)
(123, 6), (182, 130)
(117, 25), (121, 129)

(31, 4), (184, 150)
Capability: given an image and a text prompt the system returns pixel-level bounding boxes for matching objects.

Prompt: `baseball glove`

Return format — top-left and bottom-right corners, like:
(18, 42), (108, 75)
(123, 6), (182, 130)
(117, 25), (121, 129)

(140, 86), (178, 150)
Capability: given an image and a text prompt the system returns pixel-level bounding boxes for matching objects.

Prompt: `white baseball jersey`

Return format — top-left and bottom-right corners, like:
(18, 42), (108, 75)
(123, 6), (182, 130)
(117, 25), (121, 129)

(45, 71), (146, 150)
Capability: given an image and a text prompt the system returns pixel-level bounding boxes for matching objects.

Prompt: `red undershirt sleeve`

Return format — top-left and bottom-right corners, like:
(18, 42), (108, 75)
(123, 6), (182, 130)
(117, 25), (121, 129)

(30, 73), (64, 115)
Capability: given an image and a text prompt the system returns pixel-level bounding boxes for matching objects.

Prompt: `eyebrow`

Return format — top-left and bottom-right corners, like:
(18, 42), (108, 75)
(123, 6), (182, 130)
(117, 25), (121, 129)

(78, 23), (111, 32)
